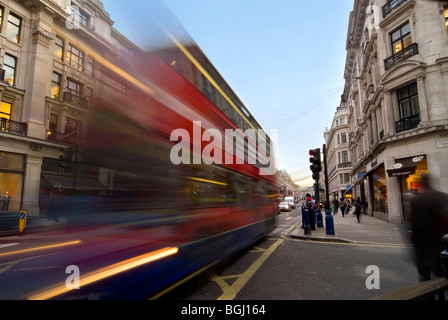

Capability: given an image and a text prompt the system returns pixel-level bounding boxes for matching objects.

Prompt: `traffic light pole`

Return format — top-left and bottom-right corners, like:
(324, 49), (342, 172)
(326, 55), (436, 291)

(323, 144), (335, 235)
(323, 144), (330, 210)
(73, 144), (78, 192)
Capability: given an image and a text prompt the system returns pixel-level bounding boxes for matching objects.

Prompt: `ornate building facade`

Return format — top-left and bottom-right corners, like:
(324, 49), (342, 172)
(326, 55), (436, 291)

(0, 0), (136, 215)
(328, 0), (448, 223)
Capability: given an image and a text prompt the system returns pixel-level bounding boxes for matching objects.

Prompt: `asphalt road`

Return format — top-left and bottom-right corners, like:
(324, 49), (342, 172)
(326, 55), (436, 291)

(161, 207), (418, 300)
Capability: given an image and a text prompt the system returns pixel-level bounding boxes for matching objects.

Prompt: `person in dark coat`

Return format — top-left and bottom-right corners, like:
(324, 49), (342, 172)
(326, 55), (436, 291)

(2, 192), (10, 211)
(410, 174), (448, 282)
(353, 197), (364, 223)
(306, 196), (316, 231)
(340, 198), (346, 217)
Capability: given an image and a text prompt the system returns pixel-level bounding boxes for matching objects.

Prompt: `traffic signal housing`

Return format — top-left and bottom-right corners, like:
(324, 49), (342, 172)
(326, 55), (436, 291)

(309, 148), (322, 181)
(59, 146), (74, 168)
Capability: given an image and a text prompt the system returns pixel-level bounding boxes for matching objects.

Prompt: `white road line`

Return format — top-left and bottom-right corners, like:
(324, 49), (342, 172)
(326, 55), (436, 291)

(0, 243), (19, 249)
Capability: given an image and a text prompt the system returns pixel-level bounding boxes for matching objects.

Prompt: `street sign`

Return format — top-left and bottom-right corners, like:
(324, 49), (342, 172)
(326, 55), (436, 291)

(19, 209), (28, 234)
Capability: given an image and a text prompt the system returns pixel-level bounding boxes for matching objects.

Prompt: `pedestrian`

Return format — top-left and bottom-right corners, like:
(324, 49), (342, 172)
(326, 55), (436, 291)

(345, 199), (351, 216)
(340, 198), (346, 217)
(306, 196), (316, 231)
(334, 198), (339, 215)
(2, 192), (10, 211)
(409, 174), (448, 282)
(353, 197), (364, 223)
(331, 201), (336, 215)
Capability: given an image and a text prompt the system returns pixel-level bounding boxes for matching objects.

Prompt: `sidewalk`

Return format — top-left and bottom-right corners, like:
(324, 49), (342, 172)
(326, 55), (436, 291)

(0, 213), (67, 237)
(289, 211), (412, 246)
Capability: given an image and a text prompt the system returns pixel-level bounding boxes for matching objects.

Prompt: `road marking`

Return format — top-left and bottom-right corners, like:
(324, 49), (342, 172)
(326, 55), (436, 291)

(211, 239), (284, 300)
(0, 241), (81, 258)
(149, 261), (216, 300)
(0, 244), (18, 249)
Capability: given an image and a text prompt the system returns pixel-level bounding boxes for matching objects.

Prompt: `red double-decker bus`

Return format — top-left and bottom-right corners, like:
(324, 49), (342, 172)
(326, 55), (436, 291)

(22, 28), (277, 299)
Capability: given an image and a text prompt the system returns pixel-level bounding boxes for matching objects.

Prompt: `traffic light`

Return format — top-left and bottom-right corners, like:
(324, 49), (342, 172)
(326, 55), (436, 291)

(309, 148), (322, 181)
(59, 146), (74, 168)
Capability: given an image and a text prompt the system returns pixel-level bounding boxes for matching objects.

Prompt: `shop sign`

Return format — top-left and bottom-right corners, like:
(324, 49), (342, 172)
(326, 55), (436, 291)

(437, 132), (448, 148)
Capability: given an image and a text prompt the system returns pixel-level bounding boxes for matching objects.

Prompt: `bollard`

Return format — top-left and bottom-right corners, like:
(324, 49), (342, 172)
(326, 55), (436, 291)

(442, 234), (448, 279)
(316, 209), (324, 228)
(19, 209), (28, 234)
(325, 210), (335, 235)
(302, 206), (311, 235)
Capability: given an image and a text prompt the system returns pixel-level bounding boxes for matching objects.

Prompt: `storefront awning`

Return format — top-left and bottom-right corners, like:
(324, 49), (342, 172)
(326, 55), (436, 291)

(387, 155), (426, 177)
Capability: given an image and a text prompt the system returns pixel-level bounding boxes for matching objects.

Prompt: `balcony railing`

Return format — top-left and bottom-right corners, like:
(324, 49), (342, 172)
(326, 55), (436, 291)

(0, 118), (28, 136)
(396, 114), (421, 133)
(47, 130), (82, 145)
(338, 162), (352, 169)
(385, 43), (419, 70)
(382, 0), (408, 18)
(63, 91), (90, 108)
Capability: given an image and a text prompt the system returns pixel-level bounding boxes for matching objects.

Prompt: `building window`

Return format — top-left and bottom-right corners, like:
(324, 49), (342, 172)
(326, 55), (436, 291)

(6, 12), (21, 43)
(445, 8), (448, 35)
(3, 54), (16, 86)
(0, 101), (11, 120)
(396, 82), (420, 133)
(86, 56), (94, 77)
(70, 4), (90, 27)
(0, 7), (3, 29)
(54, 37), (64, 62)
(85, 87), (93, 107)
(49, 113), (58, 134)
(341, 151), (349, 164)
(391, 23), (412, 55)
(51, 72), (61, 100)
(67, 44), (84, 71)
(385, 22), (418, 70)
(66, 78), (83, 103)
(65, 117), (82, 138)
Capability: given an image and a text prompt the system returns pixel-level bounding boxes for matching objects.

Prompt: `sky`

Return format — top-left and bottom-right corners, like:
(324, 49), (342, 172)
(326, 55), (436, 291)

(101, 0), (354, 186)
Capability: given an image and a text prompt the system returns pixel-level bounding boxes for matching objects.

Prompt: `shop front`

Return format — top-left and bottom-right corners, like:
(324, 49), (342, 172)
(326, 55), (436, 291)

(363, 163), (388, 220)
(0, 152), (24, 212)
(387, 155), (428, 222)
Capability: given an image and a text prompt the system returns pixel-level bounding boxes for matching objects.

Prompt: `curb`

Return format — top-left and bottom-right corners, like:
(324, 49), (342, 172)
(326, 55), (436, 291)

(288, 230), (354, 244)
(285, 218), (409, 246)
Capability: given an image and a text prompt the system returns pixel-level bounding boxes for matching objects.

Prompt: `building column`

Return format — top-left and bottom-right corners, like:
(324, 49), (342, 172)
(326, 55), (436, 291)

(385, 158), (403, 224)
(371, 107), (378, 145)
(22, 8), (55, 140)
(22, 156), (43, 216)
(383, 91), (395, 136)
(367, 115), (373, 147)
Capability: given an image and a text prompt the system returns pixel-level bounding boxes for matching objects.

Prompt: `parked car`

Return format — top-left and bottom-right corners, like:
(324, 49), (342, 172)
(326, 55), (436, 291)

(279, 201), (291, 212)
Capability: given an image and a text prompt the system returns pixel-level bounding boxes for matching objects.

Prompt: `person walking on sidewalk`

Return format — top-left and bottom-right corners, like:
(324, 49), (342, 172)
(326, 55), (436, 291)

(340, 198), (346, 217)
(345, 199), (351, 216)
(409, 174), (448, 282)
(353, 197), (364, 223)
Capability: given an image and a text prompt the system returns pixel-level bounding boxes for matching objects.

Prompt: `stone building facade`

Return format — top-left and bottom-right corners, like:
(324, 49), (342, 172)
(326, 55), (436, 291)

(324, 105), (352, 203)
(0, 0), (136, 215)
(328, 0), (448, 223)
